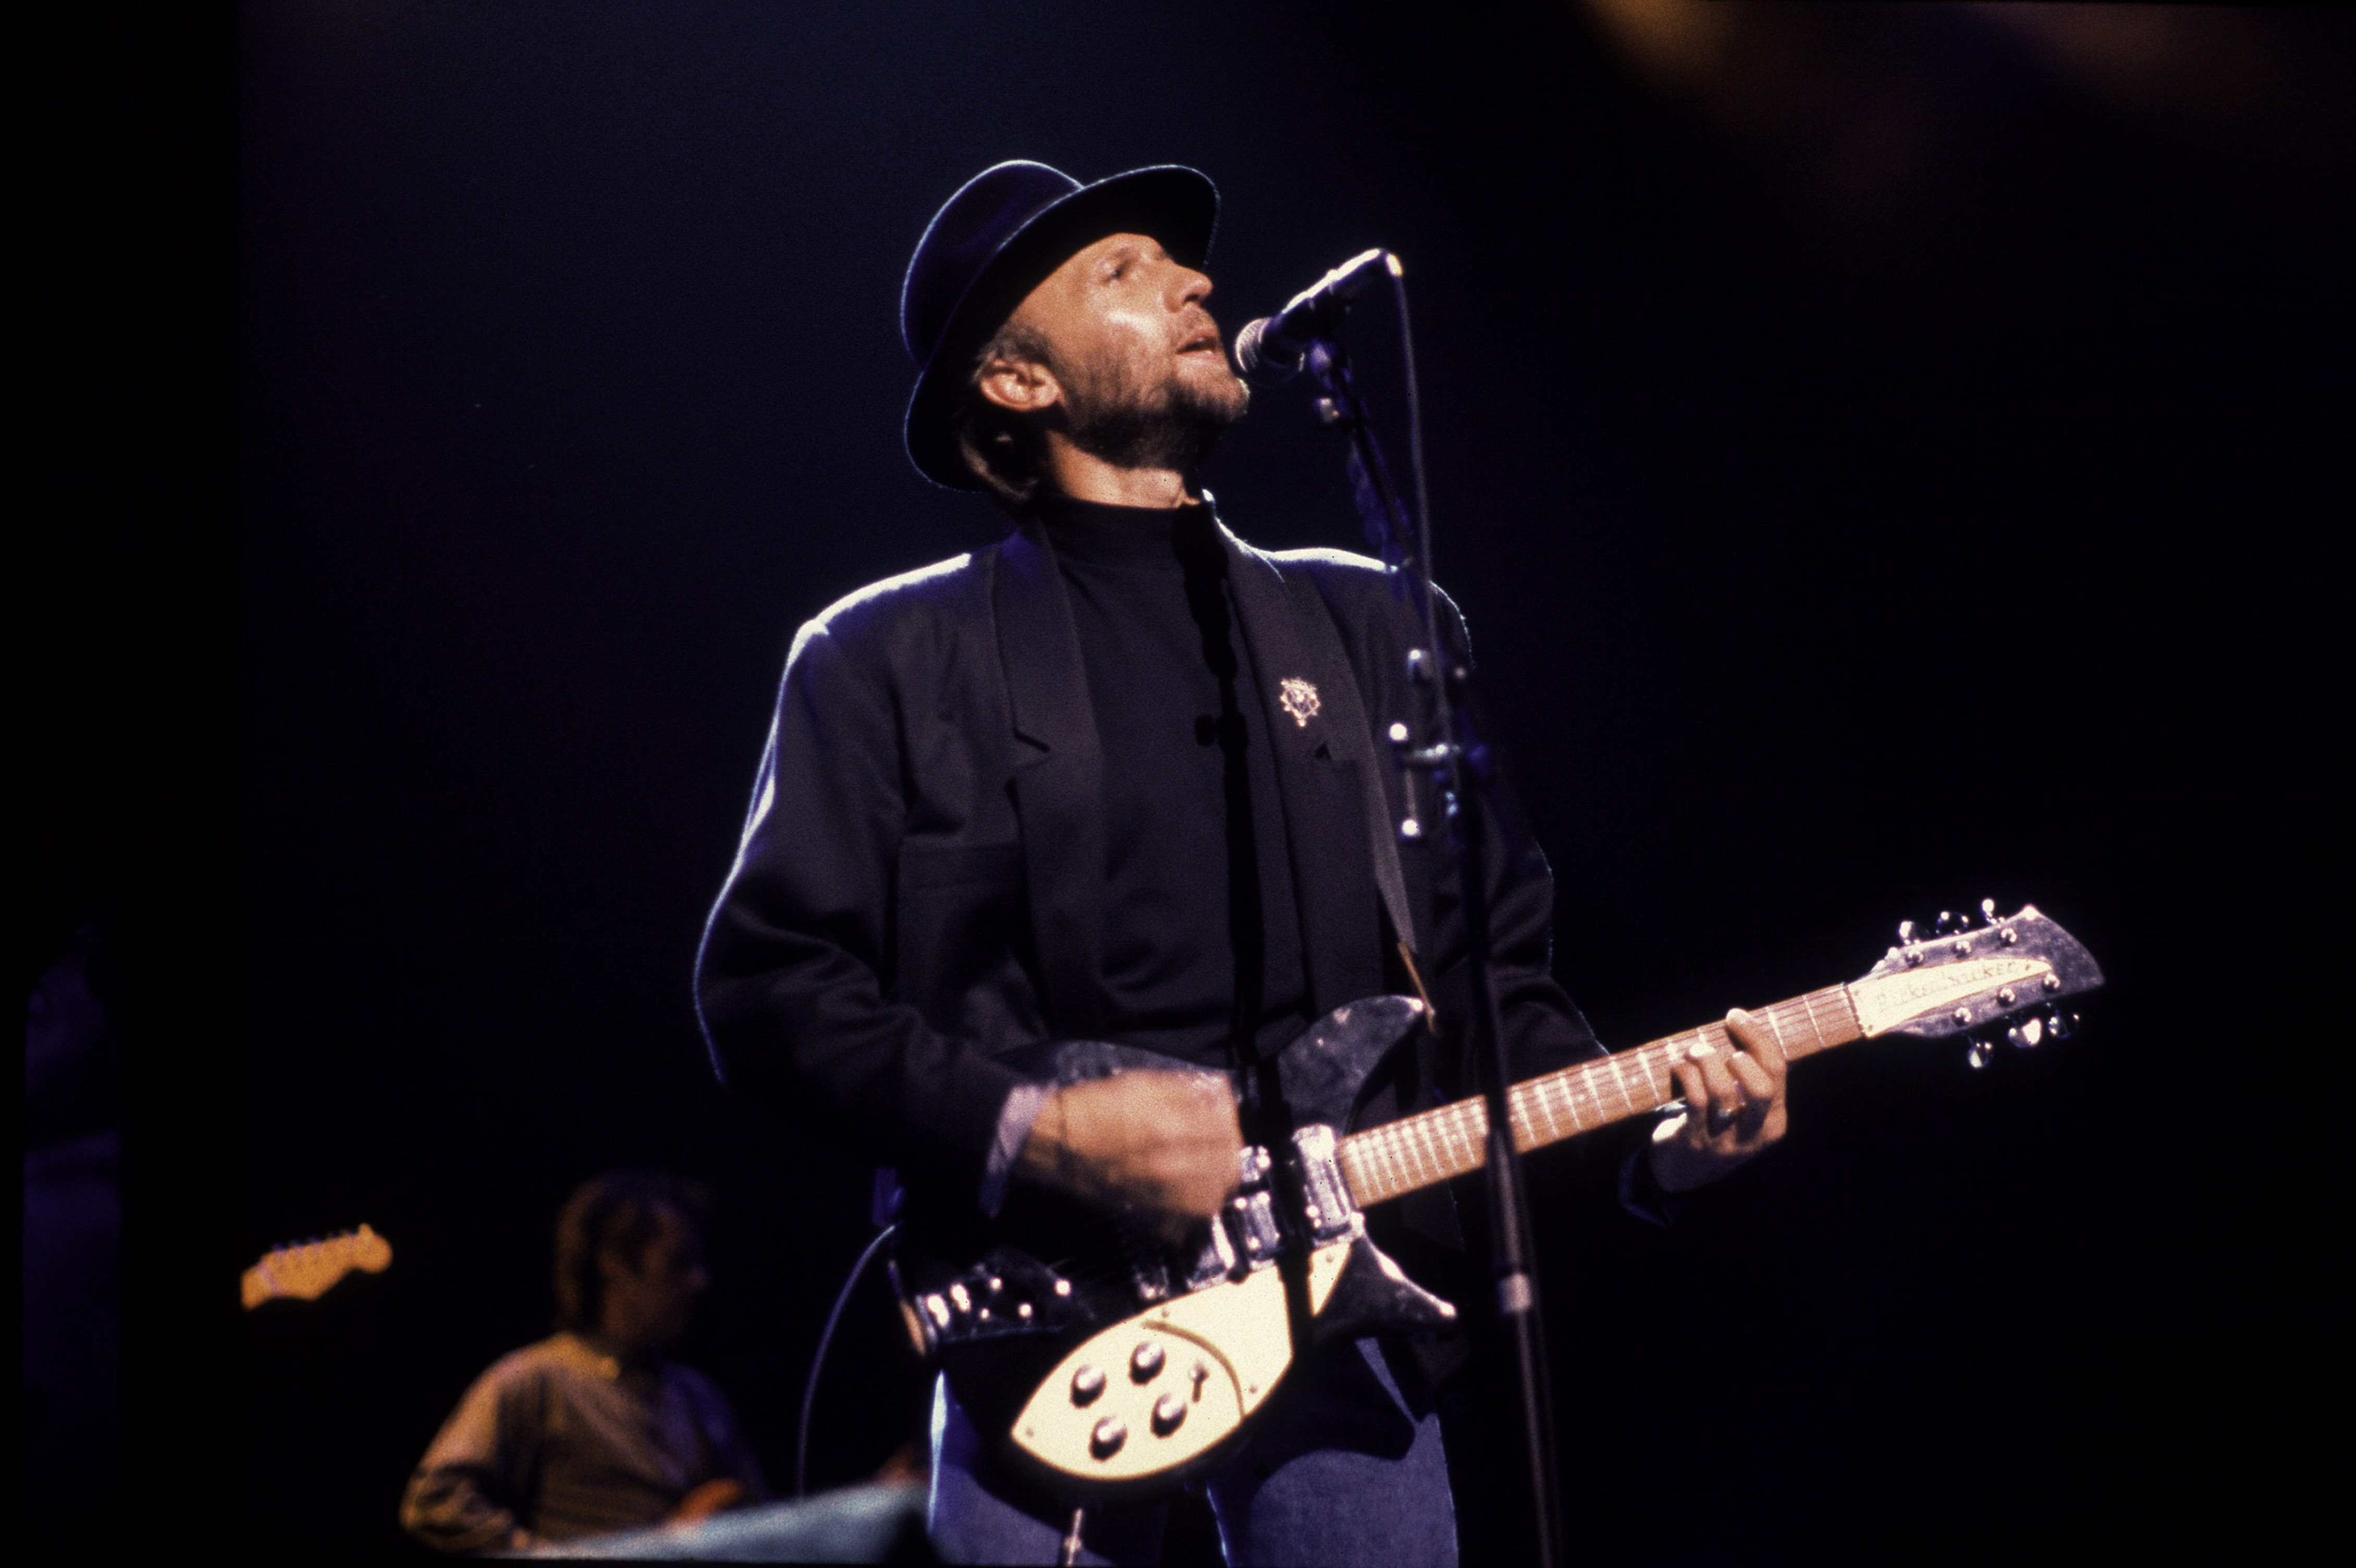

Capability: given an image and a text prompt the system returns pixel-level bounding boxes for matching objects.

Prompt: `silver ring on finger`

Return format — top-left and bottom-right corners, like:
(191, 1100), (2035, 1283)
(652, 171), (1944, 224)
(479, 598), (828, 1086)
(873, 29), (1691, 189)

(1708, 1104), (1743, 1134)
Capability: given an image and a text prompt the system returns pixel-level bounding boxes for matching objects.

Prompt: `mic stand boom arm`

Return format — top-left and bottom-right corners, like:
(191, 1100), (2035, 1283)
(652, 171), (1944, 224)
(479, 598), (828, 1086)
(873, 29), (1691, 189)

(1299, 331), (1564, 1568)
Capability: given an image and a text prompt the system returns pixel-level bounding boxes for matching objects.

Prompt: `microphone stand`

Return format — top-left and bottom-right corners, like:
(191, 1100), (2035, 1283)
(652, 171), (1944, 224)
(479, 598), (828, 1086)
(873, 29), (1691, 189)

(1298, 333), (1563, 1568)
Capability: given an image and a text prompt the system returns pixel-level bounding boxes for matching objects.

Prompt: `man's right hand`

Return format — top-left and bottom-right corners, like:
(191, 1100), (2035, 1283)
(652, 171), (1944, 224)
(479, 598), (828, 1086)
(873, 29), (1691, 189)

(1015, 1070), (1244, 1243)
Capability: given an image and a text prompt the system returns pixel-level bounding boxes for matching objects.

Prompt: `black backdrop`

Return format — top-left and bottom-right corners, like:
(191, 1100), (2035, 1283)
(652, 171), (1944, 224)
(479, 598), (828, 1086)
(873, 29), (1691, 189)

(36, 2), (2348, 1559)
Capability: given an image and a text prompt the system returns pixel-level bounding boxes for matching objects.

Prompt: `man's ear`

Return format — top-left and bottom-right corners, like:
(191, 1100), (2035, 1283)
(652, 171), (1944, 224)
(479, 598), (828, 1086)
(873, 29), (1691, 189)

(975, 350), (1061, 415)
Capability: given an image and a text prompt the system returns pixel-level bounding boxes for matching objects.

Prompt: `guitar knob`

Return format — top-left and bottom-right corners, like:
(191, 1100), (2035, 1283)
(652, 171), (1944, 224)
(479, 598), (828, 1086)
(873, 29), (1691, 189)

(1070, 1365), (1105, 1405)
(1091, 1416), (1127, 1458)
(1152, 1392), (1187, 1436)
(1130, 1341), (1165, 1381)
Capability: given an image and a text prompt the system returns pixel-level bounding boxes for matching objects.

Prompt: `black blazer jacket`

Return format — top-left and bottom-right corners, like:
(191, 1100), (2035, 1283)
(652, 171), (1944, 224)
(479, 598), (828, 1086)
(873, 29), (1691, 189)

(694, 512), (1607, 1225)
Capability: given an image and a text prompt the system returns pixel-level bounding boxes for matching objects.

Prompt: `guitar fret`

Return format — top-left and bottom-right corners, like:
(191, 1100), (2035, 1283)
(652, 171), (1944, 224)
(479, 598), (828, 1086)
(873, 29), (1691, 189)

(1375, 1128), (1407, 1200)
(1381, 1131), (1410, 1201)
(1557, 1073), (1590, 1132)
(1449, 1103), (1481, 1167)
(1639, 1044), (1672, 1102)
(1564, 1069), (1602, 1130)
(1766, 1000), (1799, 1060)
(1428, 1110), (1457, 1178)
(1573, 1068), (1606, 1126)
(1519, 1079), (1548, 1144)
(1409, 1114), (1445, 1187)
(1360, 1129), (1391, 1200)
(1424, 1115), (1447, 1179)
(1601, 1052), (1634, 1117)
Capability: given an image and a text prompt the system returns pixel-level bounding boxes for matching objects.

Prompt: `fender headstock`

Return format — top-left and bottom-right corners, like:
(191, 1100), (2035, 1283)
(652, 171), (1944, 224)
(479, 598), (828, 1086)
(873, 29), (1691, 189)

(241, 1224), (393, 1309)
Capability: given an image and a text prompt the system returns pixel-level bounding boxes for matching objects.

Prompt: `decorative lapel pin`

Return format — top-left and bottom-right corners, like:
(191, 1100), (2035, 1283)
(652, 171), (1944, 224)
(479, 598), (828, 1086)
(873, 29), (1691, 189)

(1277, 677), (1321, 729)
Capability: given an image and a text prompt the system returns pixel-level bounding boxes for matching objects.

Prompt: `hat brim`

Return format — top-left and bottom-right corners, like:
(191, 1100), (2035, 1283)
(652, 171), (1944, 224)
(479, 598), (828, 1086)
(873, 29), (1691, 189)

(904, 165), (1218, 492)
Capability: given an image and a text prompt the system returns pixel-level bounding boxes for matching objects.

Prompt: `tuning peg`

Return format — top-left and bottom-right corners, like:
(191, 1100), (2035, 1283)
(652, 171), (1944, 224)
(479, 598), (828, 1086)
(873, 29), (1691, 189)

(2043, 1006), (2078, 1041)
(2005, 1017), (2045, 1051)
(1966, 1034), (1994, 1070)
(1896, 919), (1917, 946)
(1934, 909), (1961, 936)
(1980, 897), (1999, 925)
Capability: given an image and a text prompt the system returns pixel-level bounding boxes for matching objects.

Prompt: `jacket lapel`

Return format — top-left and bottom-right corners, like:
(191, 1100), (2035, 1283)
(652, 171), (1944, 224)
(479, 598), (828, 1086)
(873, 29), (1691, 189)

(1219, 523), (1391, 1014)
(992, 525), (1107, 1034)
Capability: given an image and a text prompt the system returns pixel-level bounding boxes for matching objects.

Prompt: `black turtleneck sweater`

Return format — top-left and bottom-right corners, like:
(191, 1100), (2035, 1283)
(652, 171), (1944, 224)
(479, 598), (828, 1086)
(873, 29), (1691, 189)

(1036, 496), (1311, 1070)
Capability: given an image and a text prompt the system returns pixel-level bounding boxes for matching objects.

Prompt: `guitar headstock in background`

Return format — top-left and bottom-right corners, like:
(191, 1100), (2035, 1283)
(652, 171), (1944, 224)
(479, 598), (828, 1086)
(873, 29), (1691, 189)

(241, 1225), (394, 1310)
(1850, 900), (2104, 1068)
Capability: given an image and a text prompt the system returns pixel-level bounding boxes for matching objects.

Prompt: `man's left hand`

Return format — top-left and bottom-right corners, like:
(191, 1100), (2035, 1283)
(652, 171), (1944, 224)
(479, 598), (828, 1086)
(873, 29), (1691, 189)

(1648, 1006), (1789, 1193)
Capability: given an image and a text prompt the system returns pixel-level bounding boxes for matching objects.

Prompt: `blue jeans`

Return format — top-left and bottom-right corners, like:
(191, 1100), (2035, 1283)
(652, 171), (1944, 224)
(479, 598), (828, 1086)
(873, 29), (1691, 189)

(928, 1337), (1457, 1567)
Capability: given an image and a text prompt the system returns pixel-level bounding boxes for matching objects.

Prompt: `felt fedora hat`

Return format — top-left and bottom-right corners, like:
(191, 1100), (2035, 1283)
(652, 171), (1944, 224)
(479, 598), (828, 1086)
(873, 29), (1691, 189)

(901, 160), (1218, 490)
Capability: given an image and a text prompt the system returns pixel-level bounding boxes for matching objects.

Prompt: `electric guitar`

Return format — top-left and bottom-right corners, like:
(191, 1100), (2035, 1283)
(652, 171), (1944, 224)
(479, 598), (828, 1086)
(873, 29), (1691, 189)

(241, 1224), (394, 1309)
(893, 902), (2102, 1502)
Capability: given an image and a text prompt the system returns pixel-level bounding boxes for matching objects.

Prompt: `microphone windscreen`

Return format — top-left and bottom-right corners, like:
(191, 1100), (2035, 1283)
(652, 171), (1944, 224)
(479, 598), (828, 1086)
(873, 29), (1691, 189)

(1233, 317), (1299, 386)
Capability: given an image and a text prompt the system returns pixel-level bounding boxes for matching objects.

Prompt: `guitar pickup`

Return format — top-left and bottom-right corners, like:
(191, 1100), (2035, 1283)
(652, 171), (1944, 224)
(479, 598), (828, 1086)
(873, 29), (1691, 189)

(1289, 1125), (1361, 1246)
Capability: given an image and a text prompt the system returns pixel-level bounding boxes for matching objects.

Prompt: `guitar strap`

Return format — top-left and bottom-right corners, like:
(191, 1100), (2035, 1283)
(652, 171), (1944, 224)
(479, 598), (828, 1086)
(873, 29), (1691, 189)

(1247, 542), (1466, 1253)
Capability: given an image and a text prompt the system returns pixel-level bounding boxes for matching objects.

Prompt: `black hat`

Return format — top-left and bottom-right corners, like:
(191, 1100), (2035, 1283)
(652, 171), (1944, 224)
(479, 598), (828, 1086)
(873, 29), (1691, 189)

(900, 160), (1218, 490)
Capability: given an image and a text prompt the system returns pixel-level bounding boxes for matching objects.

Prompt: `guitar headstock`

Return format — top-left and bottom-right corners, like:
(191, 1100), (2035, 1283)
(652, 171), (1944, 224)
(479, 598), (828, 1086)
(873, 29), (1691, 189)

(1849, 901), (2104, 1068)
(241, 1224), (394, 1310)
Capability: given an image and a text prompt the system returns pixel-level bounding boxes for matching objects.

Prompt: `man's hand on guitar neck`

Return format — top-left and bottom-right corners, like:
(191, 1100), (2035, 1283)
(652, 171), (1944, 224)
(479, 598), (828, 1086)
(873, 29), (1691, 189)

(1016, 1070), (1245, 1243)
(1648, 1007), (1790, 1193)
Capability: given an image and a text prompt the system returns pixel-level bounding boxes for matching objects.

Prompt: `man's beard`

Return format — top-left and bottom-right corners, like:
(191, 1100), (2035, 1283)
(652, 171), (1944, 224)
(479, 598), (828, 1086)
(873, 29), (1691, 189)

(1059, 350), (1250, 475)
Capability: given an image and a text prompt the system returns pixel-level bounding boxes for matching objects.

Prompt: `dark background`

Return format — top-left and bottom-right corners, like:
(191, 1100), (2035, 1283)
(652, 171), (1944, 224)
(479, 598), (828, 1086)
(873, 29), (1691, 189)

(35, 1), (2348, 1558)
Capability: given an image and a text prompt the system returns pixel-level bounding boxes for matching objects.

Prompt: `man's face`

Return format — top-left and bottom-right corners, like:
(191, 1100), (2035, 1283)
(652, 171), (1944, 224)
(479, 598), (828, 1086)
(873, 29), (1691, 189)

(600, 1204), (708, 1352)
(999, 231), (1249, 471)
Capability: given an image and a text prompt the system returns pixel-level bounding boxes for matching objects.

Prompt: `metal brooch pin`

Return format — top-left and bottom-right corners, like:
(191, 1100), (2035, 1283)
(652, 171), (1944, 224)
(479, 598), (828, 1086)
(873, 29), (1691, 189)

(1277, 678), (1321, 729)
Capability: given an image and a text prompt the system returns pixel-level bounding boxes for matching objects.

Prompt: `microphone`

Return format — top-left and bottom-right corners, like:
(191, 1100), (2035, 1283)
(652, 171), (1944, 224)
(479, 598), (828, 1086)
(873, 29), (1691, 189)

(1232, 248), (1400, 386)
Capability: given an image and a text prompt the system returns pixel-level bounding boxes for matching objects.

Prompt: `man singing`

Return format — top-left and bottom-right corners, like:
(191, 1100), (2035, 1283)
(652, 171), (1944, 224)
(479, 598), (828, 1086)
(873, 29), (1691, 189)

(696, 161), (1788, 1566)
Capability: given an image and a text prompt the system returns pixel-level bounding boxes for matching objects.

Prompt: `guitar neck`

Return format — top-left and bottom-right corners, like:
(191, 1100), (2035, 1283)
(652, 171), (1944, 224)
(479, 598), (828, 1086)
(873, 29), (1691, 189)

(1335, 985), (1862, 1207)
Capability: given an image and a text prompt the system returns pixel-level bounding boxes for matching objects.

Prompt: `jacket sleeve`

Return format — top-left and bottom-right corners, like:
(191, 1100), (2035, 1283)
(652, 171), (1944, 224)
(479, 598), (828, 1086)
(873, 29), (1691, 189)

(398, 1362), (542, 1555)
(694, 614), (1029, 1194)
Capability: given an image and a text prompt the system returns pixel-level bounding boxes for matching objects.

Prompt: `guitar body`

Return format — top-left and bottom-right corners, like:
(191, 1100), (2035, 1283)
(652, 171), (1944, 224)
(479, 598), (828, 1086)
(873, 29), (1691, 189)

(897, 996), (1457, 1502)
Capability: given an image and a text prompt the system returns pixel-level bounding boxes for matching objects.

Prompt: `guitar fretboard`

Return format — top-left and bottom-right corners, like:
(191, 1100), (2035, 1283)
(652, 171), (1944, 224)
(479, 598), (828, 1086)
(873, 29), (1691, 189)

(1335, 986), (1861, 1207)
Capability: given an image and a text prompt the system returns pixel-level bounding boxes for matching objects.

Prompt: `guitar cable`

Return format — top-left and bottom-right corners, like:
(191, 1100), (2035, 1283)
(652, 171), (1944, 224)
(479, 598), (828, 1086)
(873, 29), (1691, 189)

(795, 1222), (899, 1500)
